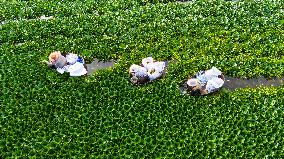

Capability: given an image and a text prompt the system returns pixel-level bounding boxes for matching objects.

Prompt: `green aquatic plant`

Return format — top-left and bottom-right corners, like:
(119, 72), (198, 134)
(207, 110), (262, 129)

(1, 0), (284, 158)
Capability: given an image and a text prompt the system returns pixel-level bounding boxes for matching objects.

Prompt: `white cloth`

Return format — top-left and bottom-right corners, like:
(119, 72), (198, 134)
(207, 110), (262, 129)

(206, 77), (224, 93)
(66, 53), (79, 65)
(129, 64), (148, 78)
(68, 63), (87, 76)
(142, 57), (154, 68)
(203, 66), (222, 81)
(141, 57), (166, 81)
(130, 57), (166, 82)
(196, 67), (222, 85)
(195, 67), (224, 93)
(145, 62), (165, 81)
(56, 53), (87, 76)
(142, 57), (165, 71)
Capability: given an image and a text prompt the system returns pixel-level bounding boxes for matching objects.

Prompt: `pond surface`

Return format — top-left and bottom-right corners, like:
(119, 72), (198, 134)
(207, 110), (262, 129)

(223, 76), (284, 91)
(86, 58), (116, 75)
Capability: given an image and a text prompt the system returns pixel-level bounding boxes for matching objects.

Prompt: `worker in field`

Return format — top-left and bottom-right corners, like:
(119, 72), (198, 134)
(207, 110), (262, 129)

(129, 57), (167, 85)
(46, 51), (87, 76)
(185, 67), (225, 96)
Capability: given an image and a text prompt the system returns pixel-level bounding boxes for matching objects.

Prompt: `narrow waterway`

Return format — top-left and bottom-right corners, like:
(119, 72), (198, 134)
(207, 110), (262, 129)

(180, 76), (284, 95)
(86, 58), (116, 75)
(86, 59), (284, 91)
(223, 76), (284, 91)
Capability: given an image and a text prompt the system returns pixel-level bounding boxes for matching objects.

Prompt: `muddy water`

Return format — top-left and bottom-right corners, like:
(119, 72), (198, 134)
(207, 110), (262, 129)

(86, 58), (116, 75)
(223, 76), (284, 91)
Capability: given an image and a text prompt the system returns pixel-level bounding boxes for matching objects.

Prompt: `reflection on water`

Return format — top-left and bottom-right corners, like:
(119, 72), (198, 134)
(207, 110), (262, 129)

(86, 58), (116, 75)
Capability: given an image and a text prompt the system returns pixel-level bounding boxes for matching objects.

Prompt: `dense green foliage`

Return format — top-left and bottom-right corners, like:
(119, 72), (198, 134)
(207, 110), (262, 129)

(1, 0), (284, 158)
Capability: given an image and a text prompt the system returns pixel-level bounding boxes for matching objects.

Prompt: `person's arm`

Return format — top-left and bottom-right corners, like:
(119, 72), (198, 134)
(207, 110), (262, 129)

(43, 60), (56, 69)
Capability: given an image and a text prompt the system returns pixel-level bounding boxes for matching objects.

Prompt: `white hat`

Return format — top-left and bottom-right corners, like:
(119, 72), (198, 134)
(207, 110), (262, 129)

(142, 57), (154, 67)
(49, 51), (67, 68)
(129, 64), (147, 75)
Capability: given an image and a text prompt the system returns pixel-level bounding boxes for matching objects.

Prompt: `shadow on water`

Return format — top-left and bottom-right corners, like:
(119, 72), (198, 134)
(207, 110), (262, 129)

(86, 58), (116, 75)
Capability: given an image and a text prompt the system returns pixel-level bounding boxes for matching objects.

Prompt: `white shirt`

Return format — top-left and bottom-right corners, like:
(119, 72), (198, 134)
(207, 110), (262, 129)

(130, 57), (166, 82)
(206, 77), (224, 93)
(195, 67), (224, 93)
(56, 54), (87, 76)
(141, 57), (166, 81)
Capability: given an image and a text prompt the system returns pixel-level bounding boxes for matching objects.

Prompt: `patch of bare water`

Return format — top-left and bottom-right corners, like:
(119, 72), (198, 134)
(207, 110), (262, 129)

(0, 15), (54, 25)
(176, 0), (193, 4)
(223, 76), (284, 91)
(39, 15), (54, 20)
(15, 42), (25, 46)
(86, 58), (116, 75)
(176, 0), (239, 3)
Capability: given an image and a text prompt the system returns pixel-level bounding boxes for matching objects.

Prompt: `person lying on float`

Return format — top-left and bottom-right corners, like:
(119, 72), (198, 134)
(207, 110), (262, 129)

(46, 51), (87, 76)
(129, 57), (166, 85)
(186, 67), (224, 95)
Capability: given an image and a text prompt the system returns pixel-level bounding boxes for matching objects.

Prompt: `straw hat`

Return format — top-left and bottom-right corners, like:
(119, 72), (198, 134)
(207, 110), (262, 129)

(187, 78), (201, 87)
(49, 51), (67, 68)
